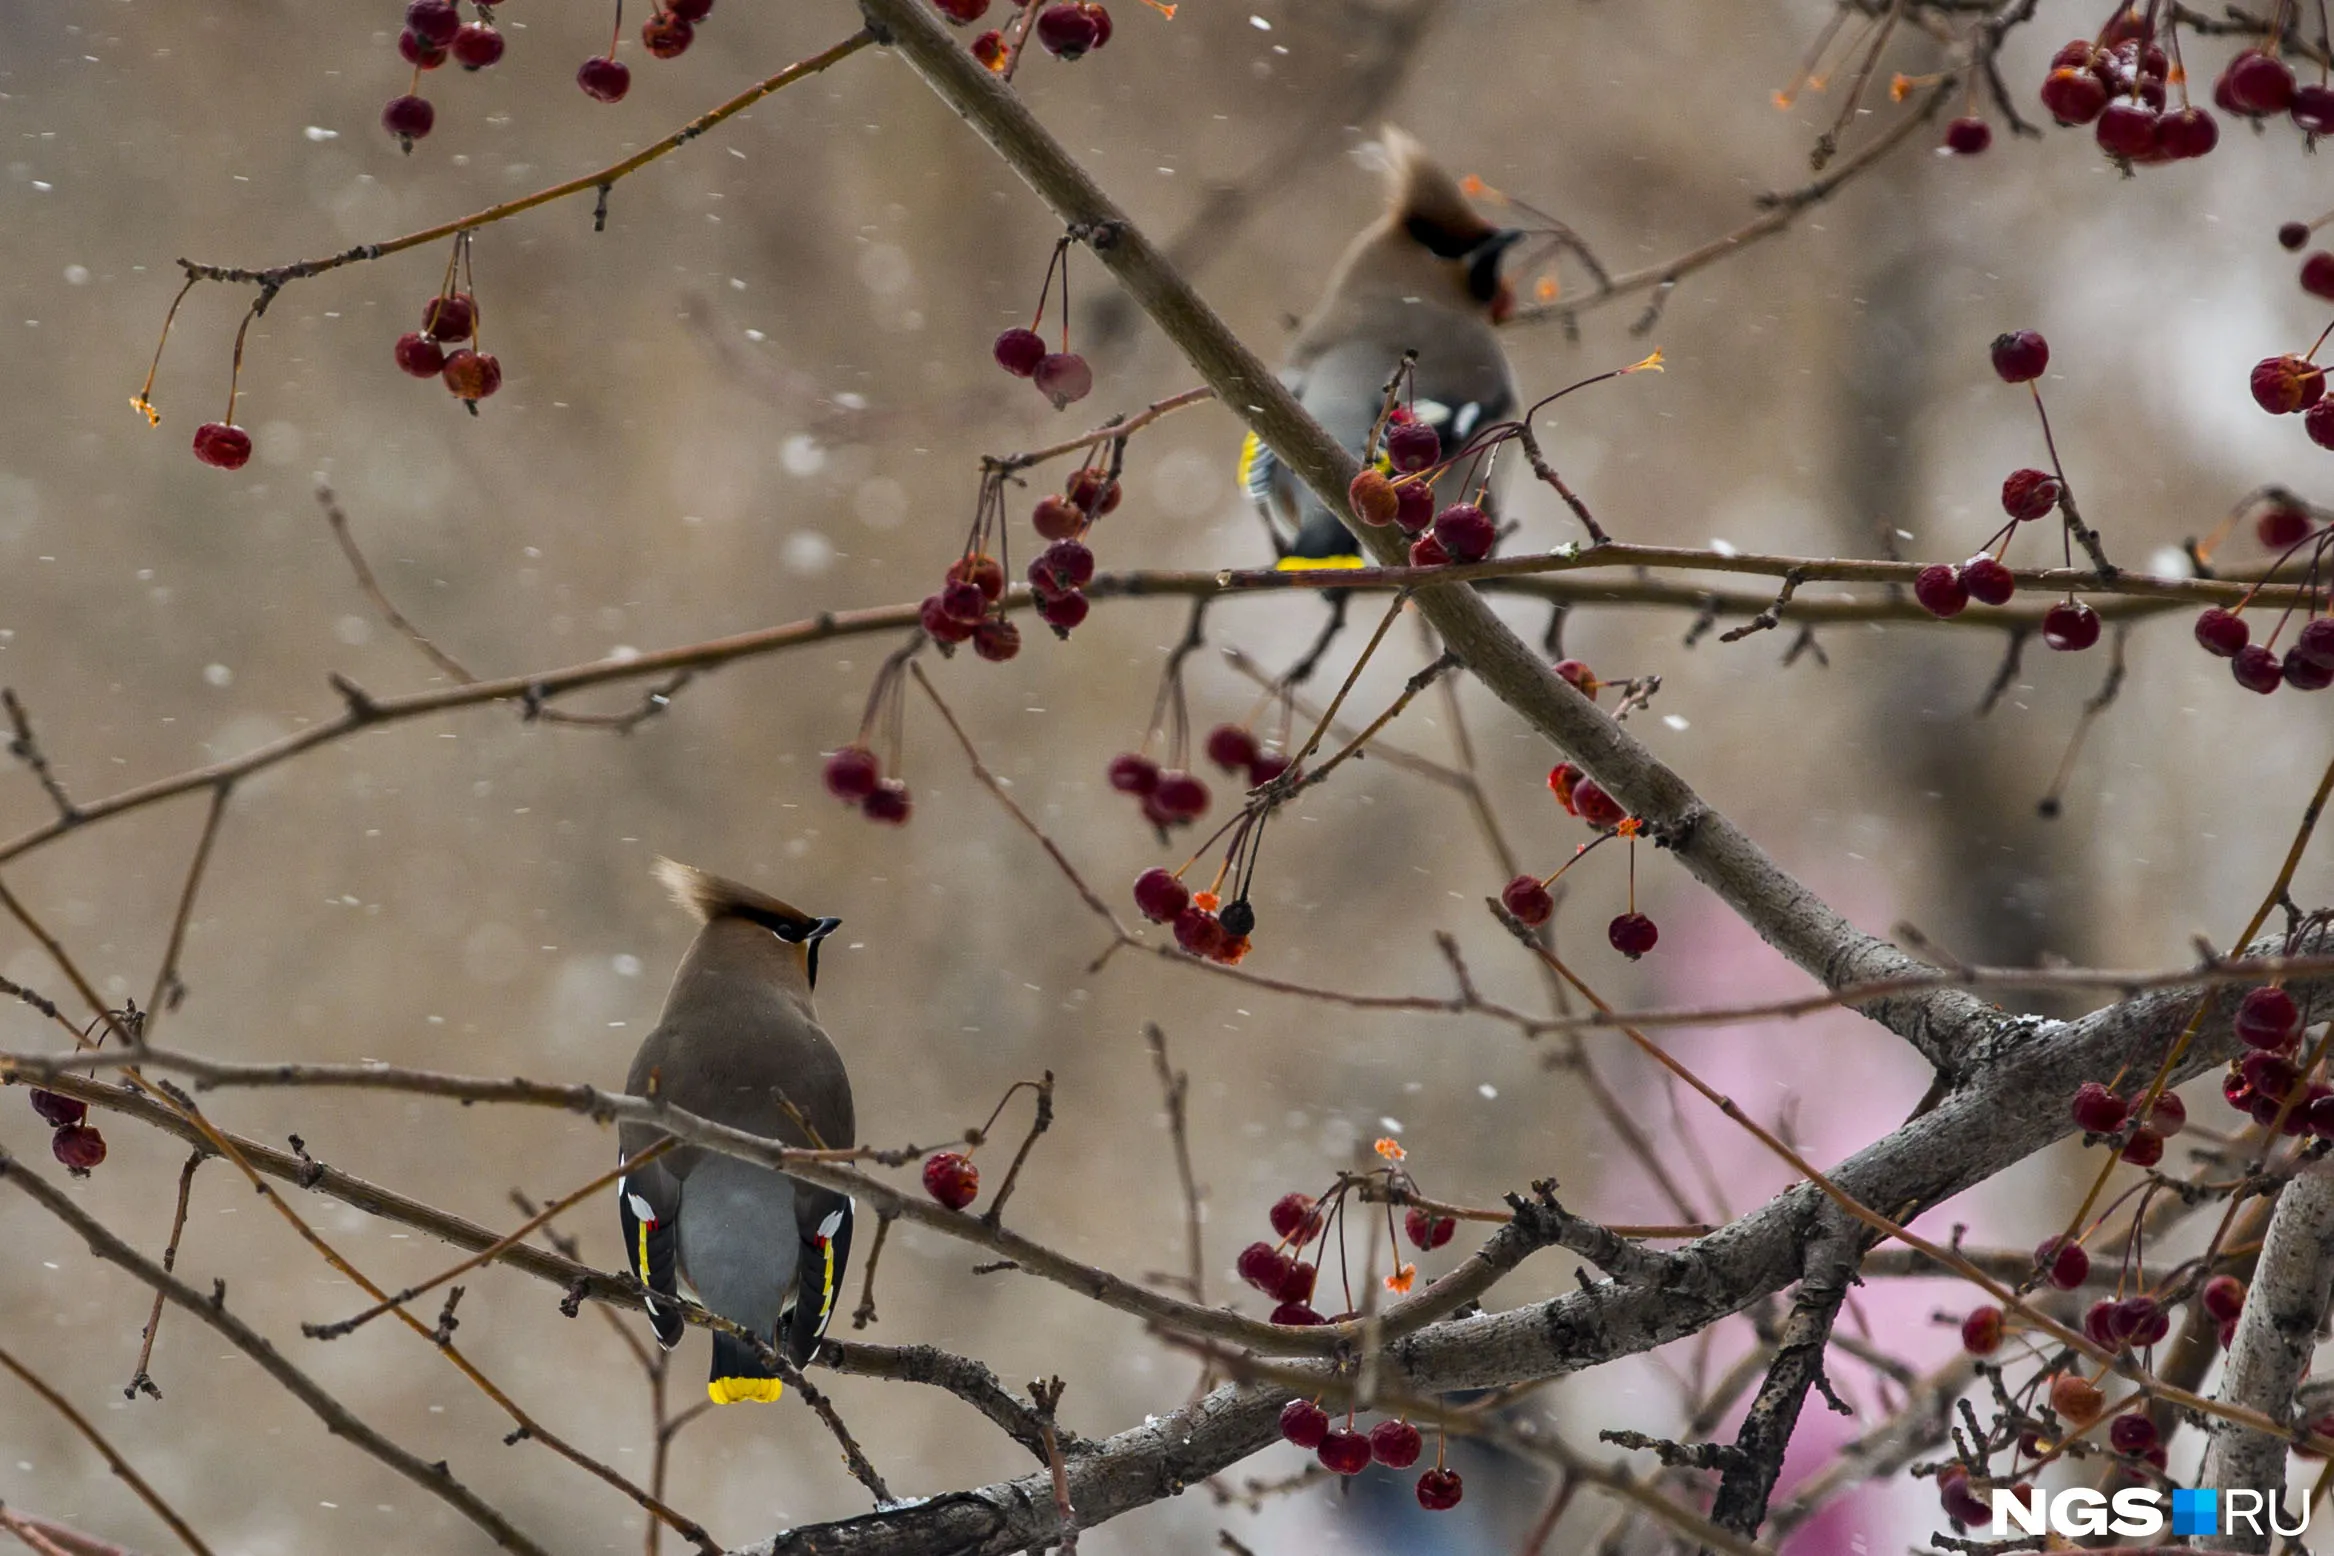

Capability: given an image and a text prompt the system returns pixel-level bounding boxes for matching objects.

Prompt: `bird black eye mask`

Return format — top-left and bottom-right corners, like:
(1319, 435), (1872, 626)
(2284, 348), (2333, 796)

(770, 915), (843, 988)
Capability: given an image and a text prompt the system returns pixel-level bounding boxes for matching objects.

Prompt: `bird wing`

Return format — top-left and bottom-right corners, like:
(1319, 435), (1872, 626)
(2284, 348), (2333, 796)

(618, 1153), (686, 1350)
(779, 1197), (855, 1366)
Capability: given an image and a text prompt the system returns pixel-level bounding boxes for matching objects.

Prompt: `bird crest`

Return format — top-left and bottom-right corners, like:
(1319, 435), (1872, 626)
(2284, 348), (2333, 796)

(1380, 125), (1497, 259)
(653, 858), (821, 936)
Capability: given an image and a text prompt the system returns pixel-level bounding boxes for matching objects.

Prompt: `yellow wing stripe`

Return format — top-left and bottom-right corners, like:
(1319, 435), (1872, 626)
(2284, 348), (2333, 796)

(636, 1218), (652, 1285)
(709, 1377), (783, 1405)
(820, 1235), (839, 1322)
(1274, 554), (1367, 571)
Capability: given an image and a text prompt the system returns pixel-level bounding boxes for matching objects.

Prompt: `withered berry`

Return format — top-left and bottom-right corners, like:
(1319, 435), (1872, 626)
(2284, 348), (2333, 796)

(1173, 905), (1225, 957)
(1415, 1468), (1464, 1511)
(2050, 1373), (2105, 1426)
(2037, 1235), (2090, 1289)
(1278, 1399), (1329, 1448)
(1991, 330), (2050, 384)
(51, 1124), (105, 1173)
(1960, 1305), (2004, 1355)
(1236, 1240), (1292, 1294)
(441, 349), (502, 403)
(2147, 1090), (2187, 1136)
(2121, 1126), (2164, 1167)
(1031, 539), (1096, 594)
(994, 328), (1047, 378)
(1408, 532), (1450, 567)
(28, 1090), (86, 1129)
(1036, 589), (1089, 633)
(1349, 469), (1400, 528)
(406, 0), (461, 46)
(642, 13), (694, 59)
(578, 56), (632, 103)
(2041, 600), (2100, 652)
(1608, 912), (1658, 959)
(2110, 1413), (2159, 1454)
(2195, 607), (2249, 658)
(920, 594), (977, 644)
(1065, 466), (1120, 515)
(2251, 354), (2326, 415)
(823, 746), (881, 803)
(1369, 1419), (1423, 1468)
(2070, 1081), (2127, 1134)
(938, 580), (988, 625)
(1501, 874), (1554, 928)
(1571, 779), (1626, 830)
(1317, 1428), (1371, 1476)
(922, 1151), (979, 1210)
(1033, 352), (1092, 409)
(948, 553), (1007, 602)
(1273, 1259), (1315, 1305)
(972, 617), (1021, 662)
(934, 0), (991, 20)
(1218, 897), (1256, 938)
(1270, 1192), (1321, 1244)
(192, 423), (253, 470)
(1132, 866), (1190, 923)
(1913, 564), (1969, 619)
(2001, 467), (2062, 521)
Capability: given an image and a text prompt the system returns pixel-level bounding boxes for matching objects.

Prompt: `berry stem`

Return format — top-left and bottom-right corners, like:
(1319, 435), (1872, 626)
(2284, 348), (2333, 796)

(130, 274), (199, 426)
(606, 0), (624, 59)
(221, 293), (267, 424)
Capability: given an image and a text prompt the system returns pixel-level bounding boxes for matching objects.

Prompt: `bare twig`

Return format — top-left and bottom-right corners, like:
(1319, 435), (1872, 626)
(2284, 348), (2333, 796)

(123, 1151), (205, 1401)
(0, 1344), (213, 1556)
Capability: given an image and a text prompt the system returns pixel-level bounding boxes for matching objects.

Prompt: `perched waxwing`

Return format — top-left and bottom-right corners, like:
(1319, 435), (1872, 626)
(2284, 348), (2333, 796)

(1240, 126), (1523, 569)
(617, 860), (854, 1405)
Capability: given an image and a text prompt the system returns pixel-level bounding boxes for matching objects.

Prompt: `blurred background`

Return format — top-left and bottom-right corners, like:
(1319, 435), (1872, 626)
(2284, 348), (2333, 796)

(5, 0), (2334, 1550)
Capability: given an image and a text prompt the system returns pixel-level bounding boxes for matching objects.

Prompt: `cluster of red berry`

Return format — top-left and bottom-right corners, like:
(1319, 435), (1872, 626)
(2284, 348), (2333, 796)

(2249, 347), (2334, 449)
(918, 554), (1021, 662)
(1346, 411), (1497, 565)
(636, 0), (716, 66)
(383, 0), (505, 150)
(1503, 667), (1661, 956)
(920, 1149), (979, 1209)
(28, 1090), (106, 1175)
(2038, 20), (2219, 165)
(1109, 757), (1209, 833)
(2214, 984), (2334, 1134)
(993, 239), (1097, 411)
(1131, 874), (1251, 964)
(393, 289), (502, 409)
(2066, 1077), (2186, 1167)
(1276, 1398), (1462, 1508)
(822, 746), (913, 825)
(2188, 495), (2334, 692)
(1201, 723), (1290, 790)
(932, 0), (1117, 72)
(1912, 331), (2102, 650)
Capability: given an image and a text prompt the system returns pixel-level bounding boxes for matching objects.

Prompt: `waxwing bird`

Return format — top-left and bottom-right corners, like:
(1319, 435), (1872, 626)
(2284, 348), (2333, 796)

(1238, 128), (1523, 675)
(618, 860), (854, 1405)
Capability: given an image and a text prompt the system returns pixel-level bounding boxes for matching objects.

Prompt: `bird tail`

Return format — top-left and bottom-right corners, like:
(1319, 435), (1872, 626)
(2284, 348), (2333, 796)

(707, 1332), (785, 1405)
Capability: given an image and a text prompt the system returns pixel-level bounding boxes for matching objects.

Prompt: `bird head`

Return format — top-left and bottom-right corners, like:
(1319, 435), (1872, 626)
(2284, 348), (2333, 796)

(654, 858), (842, 990)
(1376, 126), (1525, 322)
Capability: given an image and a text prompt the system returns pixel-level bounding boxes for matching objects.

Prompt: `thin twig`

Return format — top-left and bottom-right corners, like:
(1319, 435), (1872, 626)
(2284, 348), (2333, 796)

(0, 1345), (214, 1556)
(123, 1151), (205, 1401)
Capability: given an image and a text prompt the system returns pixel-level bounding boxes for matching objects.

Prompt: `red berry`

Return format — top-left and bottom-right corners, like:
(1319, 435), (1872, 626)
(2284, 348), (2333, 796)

(1279, 1399), (1329, 1448)
(1553, 659), (1599, 700)
(1033, 352), (1092, 409)
(405, 0), (460, 46)
(2118, 1295), (2169, 1345)
(1151, 770), (1209, 822)
(1030, 497), (1085, 543)
(1108, 753), (1161, 795)
(1036, 589), (1089, 634)
(1392, 480), (1434, 534)
(1268, 1192), (1320, 1243)
(2287, 221), (2317, 250)
(1432, 502), (1496, 564)
(2232, 643), (2283, 694)
(441, 349), (501, 403)
(938, 579), (988, 625)
(2309, 398), (2334, 449)
(667, 0), (713, 19)
(1034, 1), (1102, 57)
(1065, 466), (1121, 516)
(823, 746), (882, 803)
(191, 423), (252, 470)
(1913, 564), (1969, 619)
(1547, 762), (1582, 815)
(51, 1124), (105, 1173)
(2305, 619), (2334, 667)
(1205, 724), (1259, 774)
(2121, 1126), (2164, 1167)
(2147, 1090), (2186, 1136)
(972, 617), (1021, 662)
(1404, 1206), (1456, 1250)
(1173, 905), (1225, 957)
(393, 331), (446, 379)
(2085, 1296), (2121, 1346)
(1273, 1260), (1316, 1305)
(2042, 68), (2109, 125)
(1080, 2), (1113, 49)
(922, 1151), (979, 1210)
(642, 14), (694, 59)
(1247, 749), (1290, 786)
(920, 593), (977, 645)
(1369, 1419), (1423, 1468)
(2203, 1274), (2247, 1321)
(970, 28), (1008, 67)
(1408, 532), (1450, 567)
(1346, 468), (1401, 528)
(934, 0), (991, 20)
(1132, 866), (1190, 924)
(1385, 421), (1442, 473)
(2001, 467), (2062, 521)
(1317, 1428), (1372, 1476)
(862, 779), (912, 825)
(1944, 116), (1992, 154)
(2108, 1413), (2157, 1455)
(422, 292), (476, 342)
(2288, 646), (2334, 691)
(382, 94), (436, 147)
(2095, 100), (2160, 158)
(577, 56), (632, 103)
(2253, 354), (2327, 415)
(2042, 600), (2100, 652)
(2162, 106), (2221, 156)
(451, 22), (504, 68)
(398, 29), (447, 68)
(994, 328), (1047, 378)
(2259, 503), (2315, 548)
(2227, 49), (2297, 115)
(1961, 555), (2015, 606)
(947, 553), (1007, 603)
(1236, 1240), (1291, 1294)
(28, 1090), (85, 1129)
(2071, 1081), (2127, 1134)
(2236, 986), (2301, 1049)
(1501, 874), (1553, 928)
(1415, 1468), (1464, 1511)
(2037, 1235), (2089, 1289)
(1991, 330), (2050, 383)
(1961, 1305), (2004, 1355)
(2245, 1050), (2300, 1100)
(1268, 1301), (1325, 1326)
(2195, 607), (2249, 658)
(1571, 779), (1626, 830)
(1608, 912), (1658, 959)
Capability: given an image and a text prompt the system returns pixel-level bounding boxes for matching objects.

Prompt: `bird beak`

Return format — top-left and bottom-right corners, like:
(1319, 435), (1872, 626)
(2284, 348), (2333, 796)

(1467, 229), (1526, 315)
(807, 917), (842, 942)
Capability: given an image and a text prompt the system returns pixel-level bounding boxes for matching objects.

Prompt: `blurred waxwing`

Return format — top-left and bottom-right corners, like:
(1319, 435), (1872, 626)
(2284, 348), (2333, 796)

(617, 860), (854, 1405)
(1239, 126), (1523, 568)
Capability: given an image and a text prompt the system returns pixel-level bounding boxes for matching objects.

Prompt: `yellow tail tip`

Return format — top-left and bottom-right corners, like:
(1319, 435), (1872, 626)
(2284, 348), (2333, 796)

(1274, 554), (1367, 572)
(708, 1377), (785, 1405)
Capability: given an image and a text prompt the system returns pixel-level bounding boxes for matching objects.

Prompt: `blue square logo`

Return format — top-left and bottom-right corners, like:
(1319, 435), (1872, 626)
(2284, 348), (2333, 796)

(2173, 1488), (2218, 1536)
